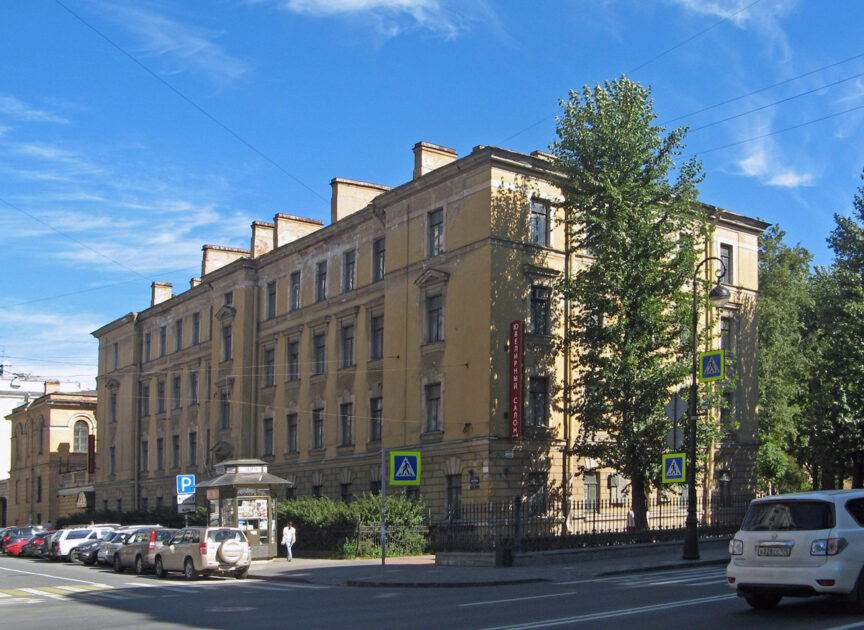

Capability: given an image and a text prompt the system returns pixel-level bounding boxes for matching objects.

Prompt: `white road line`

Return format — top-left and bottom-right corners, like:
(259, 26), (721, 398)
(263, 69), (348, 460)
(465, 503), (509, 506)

(478, 594), (737, 630)
(826, 623), (864, 630)
(56, 586), (91, 593)
(461, 592), (579, 607)
(0, 566), (108, 586)
(18, 588), (65, 600)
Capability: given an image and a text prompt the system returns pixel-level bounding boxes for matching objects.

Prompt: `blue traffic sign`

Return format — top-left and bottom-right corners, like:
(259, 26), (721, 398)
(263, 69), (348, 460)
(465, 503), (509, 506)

(390, 451), (421, 485)
(699, 350), (725, 382)
(662, 453), (686, 483)
(176, 474), (196, 495)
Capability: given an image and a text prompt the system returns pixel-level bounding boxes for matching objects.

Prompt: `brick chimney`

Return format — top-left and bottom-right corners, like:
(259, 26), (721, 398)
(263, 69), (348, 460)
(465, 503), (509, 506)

(151, 282), (172, 306)
(274, 214), (323, 248)
(412, 142), (457, 179)
(251, 221), (275, 258)
(330, 178), (391, 224)
(44, 380), (60, 395)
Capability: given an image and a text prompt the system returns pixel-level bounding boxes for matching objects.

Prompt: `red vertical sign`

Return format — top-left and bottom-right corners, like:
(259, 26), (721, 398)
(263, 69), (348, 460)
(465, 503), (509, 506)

(88, 434), (96, 474)
(509, 320), (523, 440)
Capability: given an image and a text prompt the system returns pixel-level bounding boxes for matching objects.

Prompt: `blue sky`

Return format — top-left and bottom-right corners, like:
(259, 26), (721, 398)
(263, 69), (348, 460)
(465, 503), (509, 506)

(2, 0), (863, 388)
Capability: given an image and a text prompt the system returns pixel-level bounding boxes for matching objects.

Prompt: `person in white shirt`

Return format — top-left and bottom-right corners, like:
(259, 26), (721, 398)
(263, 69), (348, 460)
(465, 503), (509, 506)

(281, 521), (296, 561)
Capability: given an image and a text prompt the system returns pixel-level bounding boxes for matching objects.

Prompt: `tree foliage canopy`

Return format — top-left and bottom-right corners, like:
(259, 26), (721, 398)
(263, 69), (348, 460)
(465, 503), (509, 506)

(551, 76), (709, 519)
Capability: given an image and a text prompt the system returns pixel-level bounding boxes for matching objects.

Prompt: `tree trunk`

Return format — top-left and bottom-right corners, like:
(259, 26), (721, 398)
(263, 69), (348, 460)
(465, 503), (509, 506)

(630, 476), (649, 529)
(853, 454), (864, 489)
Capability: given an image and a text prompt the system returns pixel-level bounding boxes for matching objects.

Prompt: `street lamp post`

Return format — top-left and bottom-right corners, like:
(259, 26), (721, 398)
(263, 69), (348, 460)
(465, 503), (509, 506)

(683, 256), (730, 560)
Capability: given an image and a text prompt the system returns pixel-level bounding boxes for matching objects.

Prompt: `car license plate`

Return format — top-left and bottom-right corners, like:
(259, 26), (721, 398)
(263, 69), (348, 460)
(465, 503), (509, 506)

(757, 545), (791, 557)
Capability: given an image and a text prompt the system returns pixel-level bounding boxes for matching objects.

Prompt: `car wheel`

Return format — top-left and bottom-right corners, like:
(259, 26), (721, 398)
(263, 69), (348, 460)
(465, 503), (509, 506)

(154, 557), (166, 579)
(745, 592), (782, 609)
(234, 566), (249, 580)
(183, 558), (198, 581)
(135, 556), (145, 575)
(113, 554), (124, 573)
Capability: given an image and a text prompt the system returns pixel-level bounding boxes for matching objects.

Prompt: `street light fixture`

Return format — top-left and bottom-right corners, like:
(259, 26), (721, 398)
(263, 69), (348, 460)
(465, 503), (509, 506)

(683, 256), (730, 560)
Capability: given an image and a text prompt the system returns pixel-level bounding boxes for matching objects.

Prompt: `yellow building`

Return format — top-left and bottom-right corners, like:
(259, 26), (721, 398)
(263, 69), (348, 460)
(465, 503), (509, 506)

(91, 142), (766, 519)
(5, 381), (97, 526)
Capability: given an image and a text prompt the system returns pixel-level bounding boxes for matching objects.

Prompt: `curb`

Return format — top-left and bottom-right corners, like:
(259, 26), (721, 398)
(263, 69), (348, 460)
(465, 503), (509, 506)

(342, 577), (549, 588)
(596, 557), (729, 577)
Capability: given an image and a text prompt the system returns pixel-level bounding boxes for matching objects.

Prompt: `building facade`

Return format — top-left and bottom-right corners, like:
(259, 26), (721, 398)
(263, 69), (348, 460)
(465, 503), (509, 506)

(91, 142), (766, 520)
(5, 381), (97, 526)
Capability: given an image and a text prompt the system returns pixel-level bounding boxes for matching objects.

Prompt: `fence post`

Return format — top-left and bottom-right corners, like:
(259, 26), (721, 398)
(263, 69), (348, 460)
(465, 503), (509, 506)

(514, 496), (522, 554)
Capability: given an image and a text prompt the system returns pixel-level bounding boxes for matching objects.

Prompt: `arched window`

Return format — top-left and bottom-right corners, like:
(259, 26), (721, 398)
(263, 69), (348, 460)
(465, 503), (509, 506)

(73, 420), (89, 453)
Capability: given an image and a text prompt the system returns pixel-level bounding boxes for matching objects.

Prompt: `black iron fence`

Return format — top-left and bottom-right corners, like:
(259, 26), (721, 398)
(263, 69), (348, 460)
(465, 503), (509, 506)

(429, 491), (754, 553)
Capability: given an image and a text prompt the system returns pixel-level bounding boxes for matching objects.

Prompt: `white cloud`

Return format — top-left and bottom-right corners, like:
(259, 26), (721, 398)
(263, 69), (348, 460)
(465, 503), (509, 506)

(103, 2), (250, 84)
(259, 0), (491, 39)
(735, 137), (814, 188)
(0, 95), (69, 124)
(766, 170), (814, 188)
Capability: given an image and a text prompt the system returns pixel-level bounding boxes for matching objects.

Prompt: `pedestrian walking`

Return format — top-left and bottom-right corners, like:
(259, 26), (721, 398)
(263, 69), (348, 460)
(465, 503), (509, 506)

(281, 521), (296, 561)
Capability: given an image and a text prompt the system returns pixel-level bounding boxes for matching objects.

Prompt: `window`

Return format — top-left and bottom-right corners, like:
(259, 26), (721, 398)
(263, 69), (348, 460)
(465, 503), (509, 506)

(342, 250), (355, 293)
(144, 332), (151, 362)
(446, 474), (461, 518)
(427, 208), (443, 257)
(109, 447), (116, 476)
(312, 409), (325, 449)
(262, 418), (274, 456)
(339, 403), (353, 446)
(313, 332), (327, 374)
(37, 421), (44, 454)
(73, 420), (89, 452)
(286, 340), (299, 381)
(370, 314), (384, 360)
(286, 413), (298, 452)
(175, 319), (183, 352)
(425, 383), (441, 432)
(189, 431), (197, 467)
(373, 237), (385, 282)
(721, 316), (735, 354)
(719, 243), (733, 284)
(219, 390), (231, 429)
(159, 326), (167, 357)
(172, 374), (182, 409)
(109, 390), (117, 423)
(141, 439), (149, 471)
(720, 391), (735, 435)
(341, 483), (353, 503)
(156, 438), (164, 470)
(312, 485), (323, 498)
(527, 472), (548, 516)
(263, 347), (276, 387)
(369, 397), (382, 442)
(172, 434), (180, 468)
(530, 286), (551, 335)
(189, 372), (198, 405)
(369, 480), (381, 495)
(290, 271), (301, 311)
(140, 497), (148, 512)
(529, 199), (550, 246)
(316, 261), (328, 302)
(157, 380), (166, 413)
(341, 324), (355, 368)
(266, 281), (277, 319)
(527, 377), (549, 427)
(112, 342), (119, 370)
(426, 294), (443, 343)
(584, 472), (599, 513)
(192, 313), (200, 345)
(140, 383), (150, 417)
(116, 498), (122, 512)
(36, 476), (42, 504)
(224, 291), (233, 306)
(222, 324), (232, 362)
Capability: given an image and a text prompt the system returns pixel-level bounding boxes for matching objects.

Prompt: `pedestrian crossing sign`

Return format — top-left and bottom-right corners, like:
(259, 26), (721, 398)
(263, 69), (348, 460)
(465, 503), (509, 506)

(662, 453), (686, 483)
(699, 350), (725, 382)
(390, 451), (421, 485)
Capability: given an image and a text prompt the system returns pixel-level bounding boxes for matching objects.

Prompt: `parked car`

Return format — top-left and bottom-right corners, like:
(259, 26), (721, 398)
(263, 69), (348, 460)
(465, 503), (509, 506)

(154, 527), (251, 580)
(51, 525), (118, 561)
(96, 531), (128, 566)
(2, 526), (43, 553)
(23, 530), (55, 558)
(72, 530), (118, 565)
(114, 527), (178, 574)
(728, 489), (864, 609)
(5, 536), (35, 556)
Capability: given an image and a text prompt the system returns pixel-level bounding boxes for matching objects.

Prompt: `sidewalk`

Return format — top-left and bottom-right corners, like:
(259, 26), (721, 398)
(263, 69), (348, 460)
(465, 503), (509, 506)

(249, 538), (731, 588)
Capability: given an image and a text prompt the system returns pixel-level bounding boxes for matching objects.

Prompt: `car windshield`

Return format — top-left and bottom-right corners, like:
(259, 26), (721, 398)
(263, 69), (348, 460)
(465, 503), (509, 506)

(67, 530), (92, 540)
(741, 500), (835, 531)
(207, 529), (246, 543)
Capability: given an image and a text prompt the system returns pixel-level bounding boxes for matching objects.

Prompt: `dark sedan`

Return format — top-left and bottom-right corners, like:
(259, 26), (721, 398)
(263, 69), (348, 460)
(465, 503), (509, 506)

(2, 526), (43, 553)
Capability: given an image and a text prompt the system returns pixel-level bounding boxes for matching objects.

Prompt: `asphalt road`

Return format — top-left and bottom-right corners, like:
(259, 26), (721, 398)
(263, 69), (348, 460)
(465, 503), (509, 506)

(3, 555), (864, 629)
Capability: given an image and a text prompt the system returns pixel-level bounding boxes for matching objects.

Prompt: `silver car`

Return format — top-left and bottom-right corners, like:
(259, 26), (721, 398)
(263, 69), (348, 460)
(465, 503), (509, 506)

(114, 527), (177, 574)
(154, 527), (251, 580)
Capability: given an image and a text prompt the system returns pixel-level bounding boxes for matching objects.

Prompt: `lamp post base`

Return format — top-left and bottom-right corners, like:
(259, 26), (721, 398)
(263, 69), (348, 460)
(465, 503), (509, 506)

(683, 519), (700, 560)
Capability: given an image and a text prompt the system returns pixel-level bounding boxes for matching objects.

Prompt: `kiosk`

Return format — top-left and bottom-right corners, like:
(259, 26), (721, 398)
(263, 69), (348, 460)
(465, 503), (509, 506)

(197, 459), (291, 560)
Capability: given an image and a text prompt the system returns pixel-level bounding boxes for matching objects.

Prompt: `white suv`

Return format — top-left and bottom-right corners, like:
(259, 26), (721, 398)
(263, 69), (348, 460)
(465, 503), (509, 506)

(52, 525), (118, 561)
(154, 527), (251, 580)
(727, 490), (864, 609)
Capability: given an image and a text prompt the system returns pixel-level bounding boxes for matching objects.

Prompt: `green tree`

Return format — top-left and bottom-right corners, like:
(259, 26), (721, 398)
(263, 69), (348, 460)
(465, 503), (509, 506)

(551, 76), (709, 527)
(756, 225), (813, 493)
